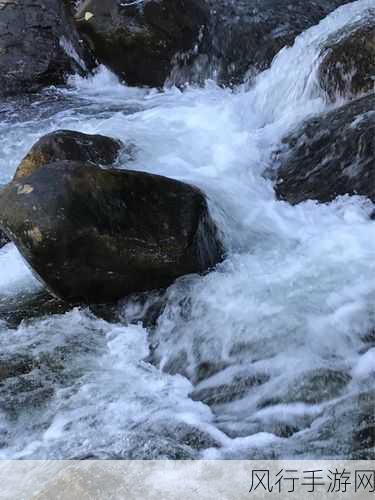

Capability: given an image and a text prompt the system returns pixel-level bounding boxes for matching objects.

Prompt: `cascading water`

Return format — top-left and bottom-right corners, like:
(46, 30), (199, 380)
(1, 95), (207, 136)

(0, 0), (374, 459)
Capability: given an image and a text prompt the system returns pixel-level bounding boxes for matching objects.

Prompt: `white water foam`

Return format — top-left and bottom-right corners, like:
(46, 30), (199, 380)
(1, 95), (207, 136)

(0, 244), (40, 297)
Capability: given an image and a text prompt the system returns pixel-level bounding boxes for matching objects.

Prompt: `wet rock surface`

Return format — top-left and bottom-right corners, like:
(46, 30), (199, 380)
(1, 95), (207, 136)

(0, 290), (70, 328)
(75, 0), (354, 88)
(16, 130), (123, 179)
(294, 389), (375, 460)
(0, 0), (95, 97)
(172, 0), (354, 86)
(318, 10), (375, 101)
(0, 161), (223, 304)
(75, 0), (208, 87)
(351, 390), (375, 459)
(0, 229), (9, 248)
(275, 93), (375, 204)
(258, 369), (352, 408)
(191, 373), (270, 406)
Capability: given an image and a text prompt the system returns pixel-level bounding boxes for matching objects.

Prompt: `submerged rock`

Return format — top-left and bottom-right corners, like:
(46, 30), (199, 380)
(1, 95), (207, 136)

(0, 356), (35, 383)
(0, 290), (70, 328)
(318, 11), (375, 101)
(191, 373), (269, 406)
(257, 369), (351, 411)
(275, 93), (375, 204)
(16, 130), (123, 179)
(351, 390), (375, 459)
(0, 161), (223, 304)
(300, 389), (375, 459)
(75, 0), (208, 87)
(0, 0), (95, 97)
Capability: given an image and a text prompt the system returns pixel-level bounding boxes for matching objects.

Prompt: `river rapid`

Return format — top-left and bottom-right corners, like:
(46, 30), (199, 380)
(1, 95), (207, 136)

(0, 0), (374, 459)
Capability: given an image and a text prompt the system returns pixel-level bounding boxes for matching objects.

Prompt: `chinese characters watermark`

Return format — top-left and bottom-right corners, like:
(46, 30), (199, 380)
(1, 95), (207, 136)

(249, 468), (375, 495)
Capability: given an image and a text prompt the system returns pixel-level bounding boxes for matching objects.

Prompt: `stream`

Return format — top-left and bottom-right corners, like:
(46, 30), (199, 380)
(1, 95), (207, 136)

(0, 0), (374, 459)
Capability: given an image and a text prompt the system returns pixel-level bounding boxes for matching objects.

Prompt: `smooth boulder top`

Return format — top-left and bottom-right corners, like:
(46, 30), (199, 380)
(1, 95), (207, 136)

(16, 130), (123, 179)
(0, 0), (95, 96)
(0, 161), (223, 304)
(318, 10), (375, 101)
(75, 0), (208, 87)
(275, 93), (375, 205)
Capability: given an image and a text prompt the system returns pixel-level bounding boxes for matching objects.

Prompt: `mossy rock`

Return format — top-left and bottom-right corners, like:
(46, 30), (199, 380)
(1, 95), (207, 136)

(0, 161), (223, 304)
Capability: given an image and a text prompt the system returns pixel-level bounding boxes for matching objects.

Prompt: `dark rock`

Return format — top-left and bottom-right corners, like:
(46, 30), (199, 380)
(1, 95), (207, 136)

(195, 360), (230, 384)
(288, 368), (351, 404)
(75, 0), (208, 87)
(16, 130), (123, 180)
(353, 424), (375, 458)
(0, 0), (95, 97)
(119, 290), (168, 328)
(247, 388), (374, 459)
(75, 0), (353, 88)
(191, 373), (269, 406)
(360, 329), (375, 345)
(258, 368), (351, 408)
(172, 0), (354, 87)
(318, 11), (375, 101)
(0, 161), (223, 304)
(258, 369), (351, 408)
(63, 0), (79, 15)
(275, 93), (375, 204)
(351, 389), (375, 459)
(158, 350), (190, 380)
(0, 379), (55, 417)
(0, 290), (70, 328)
(307, 389), (375, 459)
(0, 356), (35, 383)
(148, 422), (220, 451)
(0, 229), (9, 249)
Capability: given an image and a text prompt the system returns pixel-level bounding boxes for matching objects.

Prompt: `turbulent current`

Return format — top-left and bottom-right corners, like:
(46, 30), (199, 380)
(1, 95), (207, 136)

(0, 1), (374, 459)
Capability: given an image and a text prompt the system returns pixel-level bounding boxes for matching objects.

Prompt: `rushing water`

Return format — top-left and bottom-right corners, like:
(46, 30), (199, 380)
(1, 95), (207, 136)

(0, 1), (374, 459)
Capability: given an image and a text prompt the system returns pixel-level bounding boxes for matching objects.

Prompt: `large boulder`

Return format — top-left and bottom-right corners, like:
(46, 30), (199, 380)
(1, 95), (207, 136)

(0, 162), (223, 303)
(75, 0), (353, 88)
(318, 11), (375, 101)
(0, 0), (95, 96)
(173, 0), (353, 87)
(16, 130), (123, 179)
(75, 0), (208, 87)
(274, 93), (375, 205)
